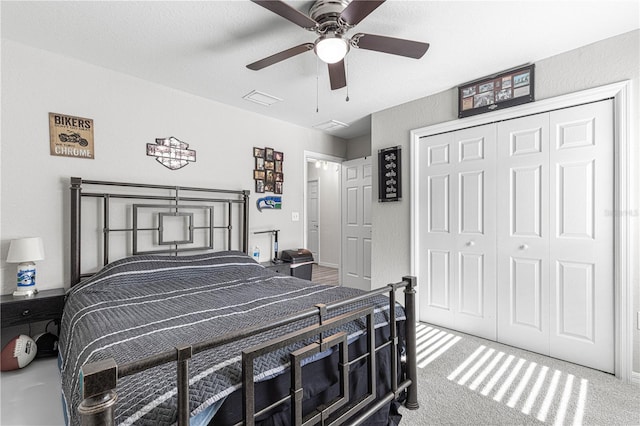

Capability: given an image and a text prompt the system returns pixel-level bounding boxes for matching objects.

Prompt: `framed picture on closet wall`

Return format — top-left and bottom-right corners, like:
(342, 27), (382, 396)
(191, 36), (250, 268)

(458, 64), (535, 118)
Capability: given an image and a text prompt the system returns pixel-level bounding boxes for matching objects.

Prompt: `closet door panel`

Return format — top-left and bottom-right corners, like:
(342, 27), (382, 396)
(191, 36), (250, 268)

(452, 125), (496, 340)
(549, 100), (614, 373)
(497, 113), (550, 354)
(419, 132), (455, 326)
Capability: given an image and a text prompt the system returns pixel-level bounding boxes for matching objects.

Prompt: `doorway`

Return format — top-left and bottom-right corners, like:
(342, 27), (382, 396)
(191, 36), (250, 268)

(303, 151), (343, 274)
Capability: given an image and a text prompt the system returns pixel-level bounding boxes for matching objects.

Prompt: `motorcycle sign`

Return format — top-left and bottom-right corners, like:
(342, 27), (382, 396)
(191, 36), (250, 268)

(49, 112), (94, 159)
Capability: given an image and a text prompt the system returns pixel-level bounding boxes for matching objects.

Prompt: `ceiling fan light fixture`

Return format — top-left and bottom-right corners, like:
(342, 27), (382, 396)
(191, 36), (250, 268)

(314, 34), (349, 64)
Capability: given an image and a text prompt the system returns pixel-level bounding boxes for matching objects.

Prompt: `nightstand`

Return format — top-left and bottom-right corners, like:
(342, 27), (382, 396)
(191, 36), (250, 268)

(1, 288), (66, 331)
(261, 261), (291, 276)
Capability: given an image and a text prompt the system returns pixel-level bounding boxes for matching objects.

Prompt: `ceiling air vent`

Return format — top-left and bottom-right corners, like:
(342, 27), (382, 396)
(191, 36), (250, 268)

(313, 119), (349, 132)
(242, 90), (282, 106)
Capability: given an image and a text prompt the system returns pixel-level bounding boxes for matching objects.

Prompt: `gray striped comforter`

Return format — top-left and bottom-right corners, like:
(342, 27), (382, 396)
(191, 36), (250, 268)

(60, 251), (405, 425)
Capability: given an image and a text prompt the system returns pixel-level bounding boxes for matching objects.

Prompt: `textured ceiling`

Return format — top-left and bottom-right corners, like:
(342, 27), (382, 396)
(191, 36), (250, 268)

(2, 1), (638, 139)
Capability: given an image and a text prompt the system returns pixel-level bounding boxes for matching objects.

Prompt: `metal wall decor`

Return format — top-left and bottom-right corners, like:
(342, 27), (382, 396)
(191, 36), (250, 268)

(147, 136), (196, 170)
(49, 112), (94, 159)
(253, 147), (283, 194)
(378, 146), (401, 202)
(458, 64), (535, 118)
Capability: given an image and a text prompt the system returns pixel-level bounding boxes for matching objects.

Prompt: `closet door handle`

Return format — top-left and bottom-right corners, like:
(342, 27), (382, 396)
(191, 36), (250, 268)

(519, 244), (529, 250)
(466, 241), (475, 247)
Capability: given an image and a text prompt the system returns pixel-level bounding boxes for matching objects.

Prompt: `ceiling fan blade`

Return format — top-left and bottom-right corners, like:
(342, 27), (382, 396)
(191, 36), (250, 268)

(339, 0), (385, 26)
(247, 43), (314, 70)
(352, 33), (430, 59)
(251, 0), (317, 30)
(328, 60), (346, 90)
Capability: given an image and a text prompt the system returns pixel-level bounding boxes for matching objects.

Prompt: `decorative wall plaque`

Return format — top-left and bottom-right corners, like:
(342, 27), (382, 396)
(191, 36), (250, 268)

(147, 137), (196, 170)
(49, 112), (94, 159)
(378, 146), (401, 202)
(256, 196), (282, 212)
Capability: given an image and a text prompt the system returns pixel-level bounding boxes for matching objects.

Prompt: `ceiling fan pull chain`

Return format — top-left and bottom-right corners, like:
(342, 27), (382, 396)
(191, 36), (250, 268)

(316, 56), (320, 113)
(345, 57), (350, 102)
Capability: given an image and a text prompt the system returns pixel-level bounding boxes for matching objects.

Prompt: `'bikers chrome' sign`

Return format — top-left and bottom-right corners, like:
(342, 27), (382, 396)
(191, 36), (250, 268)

(146, 137), (196, 170)
(49, 112), (94, 159)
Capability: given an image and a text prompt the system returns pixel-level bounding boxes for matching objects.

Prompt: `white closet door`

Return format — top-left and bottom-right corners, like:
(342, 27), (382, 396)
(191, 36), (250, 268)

(548, 100), (614, 373)
(419, 124), (497, 340)
(496, 113), (550, 353)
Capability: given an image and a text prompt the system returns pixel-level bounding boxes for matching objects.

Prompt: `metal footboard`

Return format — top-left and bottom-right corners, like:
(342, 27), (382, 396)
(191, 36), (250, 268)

(77, 276), (419, 425)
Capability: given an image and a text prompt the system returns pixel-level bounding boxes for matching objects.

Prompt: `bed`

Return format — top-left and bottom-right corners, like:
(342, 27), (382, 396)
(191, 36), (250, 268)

(61, 177), (418, 425)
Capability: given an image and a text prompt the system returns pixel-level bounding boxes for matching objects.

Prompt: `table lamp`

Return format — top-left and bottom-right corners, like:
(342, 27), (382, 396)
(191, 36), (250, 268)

(6, 237), (45, 296)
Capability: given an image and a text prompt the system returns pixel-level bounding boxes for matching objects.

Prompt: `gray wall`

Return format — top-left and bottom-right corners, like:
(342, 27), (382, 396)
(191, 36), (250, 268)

(0, 39), (347, 294)
(346, 133), (371, 160)
(370, 30), (640, 374)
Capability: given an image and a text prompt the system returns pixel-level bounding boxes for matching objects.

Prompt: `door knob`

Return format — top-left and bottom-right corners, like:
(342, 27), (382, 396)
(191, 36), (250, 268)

(519, 244), (529, 250)
(466, 241), (475, 247)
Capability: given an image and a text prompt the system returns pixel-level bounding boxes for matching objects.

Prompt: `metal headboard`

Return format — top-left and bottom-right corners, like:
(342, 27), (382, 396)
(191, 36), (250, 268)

(70, 177), (250, 286)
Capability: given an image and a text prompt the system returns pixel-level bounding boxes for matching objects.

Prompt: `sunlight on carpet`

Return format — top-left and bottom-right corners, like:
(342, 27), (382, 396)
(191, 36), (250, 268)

(415, 323), (462, 368)
(446, 342), (588, 425)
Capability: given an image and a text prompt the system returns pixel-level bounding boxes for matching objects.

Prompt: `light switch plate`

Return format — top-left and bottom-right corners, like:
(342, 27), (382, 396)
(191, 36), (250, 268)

(292, 211), (300, 222)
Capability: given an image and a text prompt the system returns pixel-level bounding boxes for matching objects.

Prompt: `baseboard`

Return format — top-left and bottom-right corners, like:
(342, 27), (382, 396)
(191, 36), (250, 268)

(318, 262), (339, 269)
(632, 371), (640, 386)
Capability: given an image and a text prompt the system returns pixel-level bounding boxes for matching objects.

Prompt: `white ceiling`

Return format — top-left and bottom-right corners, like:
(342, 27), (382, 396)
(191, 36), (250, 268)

(2, 1), (638, 140)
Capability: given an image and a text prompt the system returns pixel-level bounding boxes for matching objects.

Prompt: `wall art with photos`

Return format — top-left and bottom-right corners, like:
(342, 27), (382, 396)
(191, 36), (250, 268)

(253, 146), (284, 194)
(458, 64), (535, 118)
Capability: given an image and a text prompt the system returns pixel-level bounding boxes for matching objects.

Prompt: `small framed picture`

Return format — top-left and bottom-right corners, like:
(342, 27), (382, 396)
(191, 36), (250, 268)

(253, 170), (265, 180)
(275, 160), (282, 173)
(274, 151), (283, 161)
(275, 172), (283, 182)
(264, 183), (274, 192)
(253, 147), (265, 158)
(266, 170), (275, 184)
(265, 147), (274, 161)
(265, 160), (274, 170)
(255, 179), (265, 193)
(275, 181), (283, 194)
(255, 157), (265, 170)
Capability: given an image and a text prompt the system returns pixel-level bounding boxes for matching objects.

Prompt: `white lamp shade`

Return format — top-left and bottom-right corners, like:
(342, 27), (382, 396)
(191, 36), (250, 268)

(7, 237), (45, 263)
(315, 36), (349, 64)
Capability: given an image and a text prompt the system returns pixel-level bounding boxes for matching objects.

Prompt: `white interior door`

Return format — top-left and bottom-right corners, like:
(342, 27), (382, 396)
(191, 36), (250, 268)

(548, 100), (614, 373)
(341, 157), (372, 291)
(307, 179), (319, 261)
(419, 124), (497, 340)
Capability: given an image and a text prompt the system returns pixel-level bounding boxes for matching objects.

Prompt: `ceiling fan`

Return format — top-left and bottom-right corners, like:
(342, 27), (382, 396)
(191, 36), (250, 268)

(246, 0), (430, 90)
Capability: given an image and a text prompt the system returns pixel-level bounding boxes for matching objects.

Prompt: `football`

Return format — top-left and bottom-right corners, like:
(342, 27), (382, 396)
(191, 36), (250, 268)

(1, 334), (37, 371)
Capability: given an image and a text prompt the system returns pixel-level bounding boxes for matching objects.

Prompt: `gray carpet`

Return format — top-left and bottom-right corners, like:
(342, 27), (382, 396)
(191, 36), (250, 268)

(399, 323), (640, 425)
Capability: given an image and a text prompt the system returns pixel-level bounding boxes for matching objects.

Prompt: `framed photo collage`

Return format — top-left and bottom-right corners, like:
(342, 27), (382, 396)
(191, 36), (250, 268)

(458, 64), (535, 118)
(253, 147), (283, 194)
